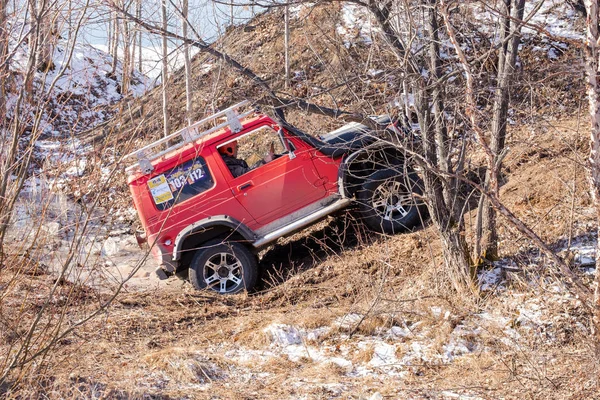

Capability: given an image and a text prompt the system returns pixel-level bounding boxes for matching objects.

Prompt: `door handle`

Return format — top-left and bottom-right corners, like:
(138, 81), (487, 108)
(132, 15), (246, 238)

(239, 182), (252, 190)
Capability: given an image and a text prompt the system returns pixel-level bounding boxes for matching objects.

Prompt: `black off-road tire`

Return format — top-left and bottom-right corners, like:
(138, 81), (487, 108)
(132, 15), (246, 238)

(357, 168), (426, 234)
(189, 240), (258, 294)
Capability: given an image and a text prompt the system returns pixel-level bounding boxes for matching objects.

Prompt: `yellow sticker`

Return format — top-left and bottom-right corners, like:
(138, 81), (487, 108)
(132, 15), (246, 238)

(148, 174), (174, 205)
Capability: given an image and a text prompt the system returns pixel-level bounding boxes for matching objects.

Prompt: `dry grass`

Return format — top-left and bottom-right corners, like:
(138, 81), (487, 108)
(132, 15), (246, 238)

(1, 3), (598, 398)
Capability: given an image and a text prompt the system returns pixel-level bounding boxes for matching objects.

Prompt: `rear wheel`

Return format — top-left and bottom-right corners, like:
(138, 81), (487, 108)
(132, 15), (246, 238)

(189, 241), (258, 294)
(357, 168), (425, 234)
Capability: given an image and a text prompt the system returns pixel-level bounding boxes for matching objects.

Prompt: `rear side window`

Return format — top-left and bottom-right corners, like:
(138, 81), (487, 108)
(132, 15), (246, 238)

(147, 157), (213, 211)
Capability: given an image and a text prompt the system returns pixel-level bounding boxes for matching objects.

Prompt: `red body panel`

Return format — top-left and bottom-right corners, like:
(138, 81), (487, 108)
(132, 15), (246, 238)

(219, 133), (331, 226)
(127, 114), (344, 266)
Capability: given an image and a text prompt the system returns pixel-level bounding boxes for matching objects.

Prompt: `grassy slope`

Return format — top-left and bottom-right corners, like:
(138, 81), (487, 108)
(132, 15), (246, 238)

(3, 3), (599, 399)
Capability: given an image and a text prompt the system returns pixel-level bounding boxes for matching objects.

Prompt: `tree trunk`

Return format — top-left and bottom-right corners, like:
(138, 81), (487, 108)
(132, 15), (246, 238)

(136, 0), (142, 72)
(110, 9), (119, 74)
(416, 1), (474, 294)
(284, 5), (290, 89)
(37, 1), (56, 72)
(0, 0), (8, 118)
(182, 0), (192, 125)
(478, 0), (525, 262)
(583, 0), (600, 350)
(130, 9), (136, 74)
(427, 0), (453, 212)
(121, 1), (130, 95)
(161, 0), (170, 137)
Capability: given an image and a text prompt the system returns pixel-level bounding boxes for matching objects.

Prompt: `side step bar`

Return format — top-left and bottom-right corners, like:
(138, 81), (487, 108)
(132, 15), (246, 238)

(252, 198), (352, 248)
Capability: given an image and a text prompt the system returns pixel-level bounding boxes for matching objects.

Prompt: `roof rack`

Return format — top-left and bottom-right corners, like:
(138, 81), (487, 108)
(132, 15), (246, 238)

(125, 100), (253, 175)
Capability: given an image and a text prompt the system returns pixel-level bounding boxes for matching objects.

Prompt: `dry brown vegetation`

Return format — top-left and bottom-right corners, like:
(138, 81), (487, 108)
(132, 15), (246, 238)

(3, 114), (599, 398)
(2, 2), (600, 399)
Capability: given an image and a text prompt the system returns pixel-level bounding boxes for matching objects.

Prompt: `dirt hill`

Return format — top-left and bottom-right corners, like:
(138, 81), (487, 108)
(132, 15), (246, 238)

(2, 1), (599, 398)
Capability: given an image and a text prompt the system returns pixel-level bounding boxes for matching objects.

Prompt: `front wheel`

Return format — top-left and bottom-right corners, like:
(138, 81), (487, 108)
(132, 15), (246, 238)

(357, 168), (426, 234)
(189, 241), (258, 294)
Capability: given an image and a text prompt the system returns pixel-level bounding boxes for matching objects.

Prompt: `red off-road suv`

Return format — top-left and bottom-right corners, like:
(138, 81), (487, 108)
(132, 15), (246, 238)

(126, 101), (424, 294)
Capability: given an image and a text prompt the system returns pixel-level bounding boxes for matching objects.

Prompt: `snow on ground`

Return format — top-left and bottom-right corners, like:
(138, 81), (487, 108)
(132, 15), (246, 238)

(91, 43), (204, 81)
(8, 36), (152, 137)
(472, 0), (582, 59)
(337, 3), (381, 48)
(4, 24), (159, 292)
(139, 273), (588, 395)
(329, 0), (583, 59)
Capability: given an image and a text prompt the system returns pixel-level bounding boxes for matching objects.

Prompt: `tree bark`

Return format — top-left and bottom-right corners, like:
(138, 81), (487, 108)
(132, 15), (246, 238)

(37, 1), (56, 72)
(583, 0), (600, 350)
(182, 0), (192, 125)
(0, 0), (8, 118)
(427, 0), (453, 212)
(161, 0), (170, 137)
(478, 0), (525, 262)
(110, 8), (119, 74)
(419, 1), (474, 294)
(137, 0), (142, 72)
(121, 1), (130, 95)
(284, 5), (290, 89)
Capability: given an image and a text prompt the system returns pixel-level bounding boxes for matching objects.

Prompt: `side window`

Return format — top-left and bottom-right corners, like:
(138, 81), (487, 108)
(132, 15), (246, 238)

(218, 126), (288, 178)
(237, 126), (286, 165)
(148, 157), (214, 211)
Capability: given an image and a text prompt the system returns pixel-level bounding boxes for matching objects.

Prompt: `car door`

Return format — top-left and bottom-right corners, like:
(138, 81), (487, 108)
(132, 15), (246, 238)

(218, 125), (328, 226)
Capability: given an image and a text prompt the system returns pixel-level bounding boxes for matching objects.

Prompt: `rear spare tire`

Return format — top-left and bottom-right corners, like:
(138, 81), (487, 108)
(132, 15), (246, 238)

(189, 241), (258, 294)
(357, 168), (425, 234)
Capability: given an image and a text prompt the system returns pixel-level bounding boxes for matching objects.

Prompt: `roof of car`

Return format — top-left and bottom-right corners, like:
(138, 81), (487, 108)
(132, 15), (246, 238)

(126, 114), (274, 182)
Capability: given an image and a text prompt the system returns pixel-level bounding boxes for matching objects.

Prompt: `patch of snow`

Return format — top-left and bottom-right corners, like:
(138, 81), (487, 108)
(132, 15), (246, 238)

(263, 324), (303, 346)
(326, 357), (354, 373)
(367, 69), (384, 78)
(334, 313), (363, 330)
(199, 63), (214, 75)
(388, 326), (412, 339)
(306, 327), (330, 342)
(102, 237), (119, 257)
(369, 392), (384, 400)
(441, 391), (483, 400)
(471, 0), (582, 61)
(337, 3), (380, 48)
(478, 267), (505, 291)
(289, 3), (315, 19)
(430, 306), (451, 320)
(369, 342), (397, 367)
(5, 25), (153, 145)
(63, 159), (87, 178)
(442, 325), (479, 362)
(523, 0), (583, 41)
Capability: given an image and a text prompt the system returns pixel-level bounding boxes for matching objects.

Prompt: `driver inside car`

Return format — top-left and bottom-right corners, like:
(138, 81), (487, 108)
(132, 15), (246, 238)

(219, 141), (274, 178)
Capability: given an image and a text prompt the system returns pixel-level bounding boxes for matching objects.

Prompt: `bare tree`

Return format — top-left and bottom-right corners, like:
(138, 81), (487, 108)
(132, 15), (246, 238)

(0, 0), (8, 117)
(0, 1), (161, 387)
(110, 8), (119, 74)
(476, 0), (526, 263)
(182, 0), (192, 125)
(120, 0), (131, 95)
(161, 0), (170, 137)
(583, 0), (600, 348)
(284, 4), (290, 89)
(136, 0), (142, 71)
(27, 0), (57, 73)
